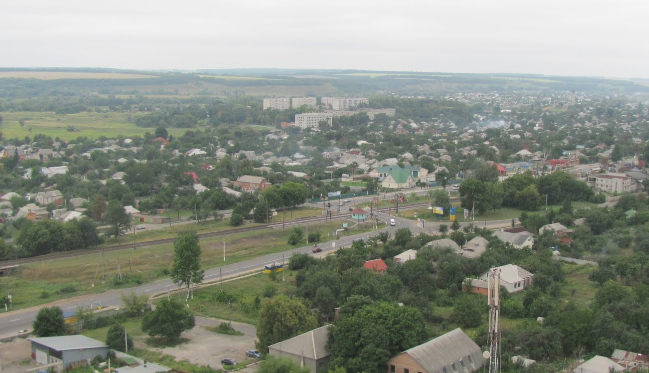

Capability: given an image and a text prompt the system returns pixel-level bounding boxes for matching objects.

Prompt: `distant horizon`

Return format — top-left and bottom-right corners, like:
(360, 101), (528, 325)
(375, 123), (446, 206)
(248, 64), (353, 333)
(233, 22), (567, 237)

(1, 66), (646, 82)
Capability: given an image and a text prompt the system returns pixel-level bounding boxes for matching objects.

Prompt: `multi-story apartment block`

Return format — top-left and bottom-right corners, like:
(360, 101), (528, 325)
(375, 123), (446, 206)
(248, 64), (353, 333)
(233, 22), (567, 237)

(594, 174), (634, 193)
(291, 97), (317, 109)
(324, 108), (395, 120)
(321, 97), (369, 110)
(263, 98), (291, 110)
(295, 113), (333, 129)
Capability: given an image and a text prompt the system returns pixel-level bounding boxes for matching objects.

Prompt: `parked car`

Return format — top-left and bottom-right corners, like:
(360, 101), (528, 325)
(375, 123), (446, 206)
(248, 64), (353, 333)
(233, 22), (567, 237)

(246, 350), (261, 358)
(221, 358), (237, 366)
(451, 185), (460, 191)
(136, 225), (146, 230)
(390, 219), (396, 226)
(313, 247), (322, 253)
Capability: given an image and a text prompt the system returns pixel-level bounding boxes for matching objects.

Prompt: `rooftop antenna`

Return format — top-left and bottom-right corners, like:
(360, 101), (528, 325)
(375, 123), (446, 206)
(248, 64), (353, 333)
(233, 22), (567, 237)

(485, 268), (501, 373)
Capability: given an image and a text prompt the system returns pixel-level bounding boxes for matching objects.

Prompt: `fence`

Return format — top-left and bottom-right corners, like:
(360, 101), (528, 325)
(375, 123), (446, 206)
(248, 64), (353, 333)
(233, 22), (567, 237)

(310, 190), (377, 203)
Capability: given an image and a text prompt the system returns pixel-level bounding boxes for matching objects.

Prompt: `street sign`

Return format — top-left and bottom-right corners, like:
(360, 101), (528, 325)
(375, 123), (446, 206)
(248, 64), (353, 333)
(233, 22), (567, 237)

(433, 206), (444, 215)
(328, 191), (341, 197)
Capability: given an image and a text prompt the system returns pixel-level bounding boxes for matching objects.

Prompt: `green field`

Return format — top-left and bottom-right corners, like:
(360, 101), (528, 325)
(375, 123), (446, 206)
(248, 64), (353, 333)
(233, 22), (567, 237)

(0, 71), (155, 80)
(189, 272), (297, 325)
(199, 75), (275, 81)
(3, 218), (381, 310)
(0, 112), (186, 140)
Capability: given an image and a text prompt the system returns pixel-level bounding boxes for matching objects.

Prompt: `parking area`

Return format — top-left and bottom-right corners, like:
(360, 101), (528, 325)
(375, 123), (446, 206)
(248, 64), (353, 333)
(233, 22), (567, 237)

(151, 322), (258, 370)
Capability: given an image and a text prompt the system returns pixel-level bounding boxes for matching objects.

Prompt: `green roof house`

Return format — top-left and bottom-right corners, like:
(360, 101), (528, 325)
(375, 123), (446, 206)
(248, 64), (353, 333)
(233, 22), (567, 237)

(381, 169), (415, 189)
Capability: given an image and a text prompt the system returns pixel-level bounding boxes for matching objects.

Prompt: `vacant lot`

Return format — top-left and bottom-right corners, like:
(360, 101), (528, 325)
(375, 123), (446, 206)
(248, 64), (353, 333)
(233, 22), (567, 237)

(0, 338), (36, 373)
(0, 111), (185, 140)
(0, 71), (155, 79)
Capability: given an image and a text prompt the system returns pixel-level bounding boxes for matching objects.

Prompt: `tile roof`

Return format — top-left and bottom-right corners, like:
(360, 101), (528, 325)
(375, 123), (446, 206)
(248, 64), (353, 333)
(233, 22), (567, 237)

(364, 259), (388, 272)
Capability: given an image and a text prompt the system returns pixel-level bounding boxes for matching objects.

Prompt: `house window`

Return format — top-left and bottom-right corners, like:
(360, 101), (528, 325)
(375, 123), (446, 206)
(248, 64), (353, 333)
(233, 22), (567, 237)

(390, 365), (395, 373)
(404, 369), (409, 373)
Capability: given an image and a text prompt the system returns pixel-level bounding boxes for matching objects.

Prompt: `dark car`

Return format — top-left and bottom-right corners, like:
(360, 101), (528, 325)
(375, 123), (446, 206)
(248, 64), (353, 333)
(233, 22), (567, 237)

(313, 247), (322, 253)
(246, 350), (261, 358)
(221, 358), (237, 366)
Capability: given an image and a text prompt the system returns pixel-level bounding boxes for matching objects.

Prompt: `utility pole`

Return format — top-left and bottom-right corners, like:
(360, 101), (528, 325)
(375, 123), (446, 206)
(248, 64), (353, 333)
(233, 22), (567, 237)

(545, 194), (548, 211)
(223, 239), (226, 262)
(220, 267), (222, 289)
(472, 200), (475, 221)
(133, 225), (136, 250)
(306, 225), (309, 244)
(125, 329), (128, 353)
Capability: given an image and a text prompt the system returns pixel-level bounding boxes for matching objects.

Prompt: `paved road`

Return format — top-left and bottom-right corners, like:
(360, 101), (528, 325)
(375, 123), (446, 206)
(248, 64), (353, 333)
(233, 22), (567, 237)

(0, 214), (403, 339)
(0, 206), (514, 339)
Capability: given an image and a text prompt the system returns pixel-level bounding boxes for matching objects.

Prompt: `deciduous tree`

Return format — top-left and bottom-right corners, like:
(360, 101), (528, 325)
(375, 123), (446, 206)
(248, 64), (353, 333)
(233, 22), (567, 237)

(141, 298), (195, 340)
(33, 306), (66, 337)
(256, 295), (318, 353)
(171, 231), (204, 295)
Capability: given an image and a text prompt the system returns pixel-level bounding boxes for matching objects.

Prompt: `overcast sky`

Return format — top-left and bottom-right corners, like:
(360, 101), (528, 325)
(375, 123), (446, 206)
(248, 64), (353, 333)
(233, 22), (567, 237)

(2, 0), (648, 78)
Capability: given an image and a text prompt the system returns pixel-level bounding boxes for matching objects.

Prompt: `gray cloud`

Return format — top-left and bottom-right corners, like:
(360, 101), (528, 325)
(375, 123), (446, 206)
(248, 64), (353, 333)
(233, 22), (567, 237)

(1, 0), (647, 78)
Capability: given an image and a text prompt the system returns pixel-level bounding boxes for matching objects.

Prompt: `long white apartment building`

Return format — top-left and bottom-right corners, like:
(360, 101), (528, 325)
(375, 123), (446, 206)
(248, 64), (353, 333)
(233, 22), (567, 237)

(263, 98), (291, 110)
(295, 113), (333, 128)
(324, 108), (395, 120)
(291, 97), (318, 109)
(321, 97), (369, 110)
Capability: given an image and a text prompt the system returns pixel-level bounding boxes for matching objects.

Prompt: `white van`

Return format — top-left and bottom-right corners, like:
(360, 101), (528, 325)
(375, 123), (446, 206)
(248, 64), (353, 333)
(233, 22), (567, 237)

(390, 219), (396, 226)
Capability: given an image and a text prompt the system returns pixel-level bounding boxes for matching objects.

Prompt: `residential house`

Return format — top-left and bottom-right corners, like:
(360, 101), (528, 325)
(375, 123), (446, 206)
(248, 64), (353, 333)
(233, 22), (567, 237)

(58, 211), (83, 222)
(69, 198), (87, 209)
(425, 238), (461, 252)
(35, 190), (64, 207)
(41, 166), (69, 178)
(381, 170), (415, 189)
(364, 259), (388, 274)
(573, 356), (624, 373)
(124, 205), (140, 215)
(386, 328), (484, 373)
(539, 223), (573, 237)
(185, 149), (207, 156)
(512, 356), (536, 368)
(193, 184), (209, 193)
(459, 236), (489, 259)
(394, 249), (418, 263)
(493, 230), (534, 249)
(1, 192), (20, 201)
(233, 175), (271, 192)
(611, 349), (649, 371)
(268, 325), (331, 373)
(468, 264), (534, 295)
(30, 335), (110, 370)
(152, 137), (170, 146)
(16, 204), (49, 221)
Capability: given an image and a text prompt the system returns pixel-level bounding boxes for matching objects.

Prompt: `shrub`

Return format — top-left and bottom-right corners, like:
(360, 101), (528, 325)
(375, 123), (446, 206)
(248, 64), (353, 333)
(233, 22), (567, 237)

(229, 213), (244, 227)
(262, 284), (278, 298)
(59, 282), (79, 294)
(307, 231), (321, 243)
(287, 227), (304, 245)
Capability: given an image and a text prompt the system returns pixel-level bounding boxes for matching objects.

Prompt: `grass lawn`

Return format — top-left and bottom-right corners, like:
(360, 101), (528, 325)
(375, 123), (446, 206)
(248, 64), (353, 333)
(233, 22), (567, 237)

(187, 272), (297, 325)
(563, 263), (598, 305)
(100, 207), (324, 247)
(0, 111), (185, 140)
(399, 201), (592, 223)
(4, 218), (380, 310)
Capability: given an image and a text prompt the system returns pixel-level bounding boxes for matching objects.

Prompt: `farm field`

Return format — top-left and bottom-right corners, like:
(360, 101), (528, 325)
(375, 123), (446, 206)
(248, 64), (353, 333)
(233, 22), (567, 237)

(0, 71), (155, 79)
(199, 75), (275, 80)
(0, 112), (186, 140)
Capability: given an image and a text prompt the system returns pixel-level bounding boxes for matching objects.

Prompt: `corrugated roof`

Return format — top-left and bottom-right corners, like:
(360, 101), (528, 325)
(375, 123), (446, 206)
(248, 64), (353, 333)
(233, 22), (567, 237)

(29, 335), (108, 351)
(494, 231), (532, 247)
(394, 249), (418, 262)
(405, 328), (484, 373)
(268, 325), (331, 360)
(426, 238), (460, 251)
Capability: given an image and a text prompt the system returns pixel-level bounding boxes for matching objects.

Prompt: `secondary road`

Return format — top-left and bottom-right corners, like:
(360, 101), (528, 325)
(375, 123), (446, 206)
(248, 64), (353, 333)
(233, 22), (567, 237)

(0, 207), (513, 339)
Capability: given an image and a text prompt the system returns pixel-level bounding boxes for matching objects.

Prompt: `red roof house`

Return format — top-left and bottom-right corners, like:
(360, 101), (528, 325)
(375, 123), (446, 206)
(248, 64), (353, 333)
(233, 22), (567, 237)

(152, 137), (171, 146)
(364, 259), (388, 274)
(184, 172), (198, 183)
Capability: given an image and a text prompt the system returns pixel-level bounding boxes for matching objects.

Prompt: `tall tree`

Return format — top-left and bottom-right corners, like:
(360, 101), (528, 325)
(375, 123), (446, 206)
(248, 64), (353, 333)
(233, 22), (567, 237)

(106, 323), (133, 352)
(329, 302), (426, 373)
(33, 306), (66, 337)
(104, 200), (131, 240)
(171, 230), (205, 295)
(91, 195), (107, 221)
(435, 169), (451, 189)
(610, 144), (622, 163)
(256, 295), (318, 353)
(141, 298), (195, 340)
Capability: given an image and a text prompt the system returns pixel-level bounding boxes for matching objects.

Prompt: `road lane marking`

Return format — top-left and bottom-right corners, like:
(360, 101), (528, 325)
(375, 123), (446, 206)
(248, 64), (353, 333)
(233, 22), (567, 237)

(144, 289), (151, 292)
(10, 318), (21, 322)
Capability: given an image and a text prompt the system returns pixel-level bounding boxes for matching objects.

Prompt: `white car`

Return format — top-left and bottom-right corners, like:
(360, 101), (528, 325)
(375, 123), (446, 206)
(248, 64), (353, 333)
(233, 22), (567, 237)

(451, 185), (460, 191)
(136, 225), (146, 230)
(390, 219), (396, 226)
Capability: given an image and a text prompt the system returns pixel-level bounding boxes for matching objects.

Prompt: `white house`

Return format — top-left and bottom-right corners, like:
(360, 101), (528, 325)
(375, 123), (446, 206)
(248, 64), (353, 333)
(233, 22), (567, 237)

(493, 230), (534, 249)
(394, 249), (418, 263)
(468, 264), (534, 294)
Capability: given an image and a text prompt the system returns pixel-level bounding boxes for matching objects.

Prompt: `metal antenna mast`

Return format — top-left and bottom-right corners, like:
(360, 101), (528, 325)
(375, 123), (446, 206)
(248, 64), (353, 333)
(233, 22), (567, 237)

(487, 268), (501, 373)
